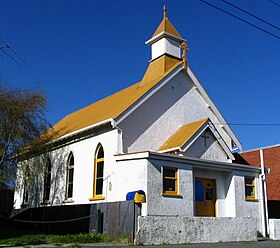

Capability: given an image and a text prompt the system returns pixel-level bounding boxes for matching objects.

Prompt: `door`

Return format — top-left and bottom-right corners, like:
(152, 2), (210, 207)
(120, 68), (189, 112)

(195, 177), (216, 217)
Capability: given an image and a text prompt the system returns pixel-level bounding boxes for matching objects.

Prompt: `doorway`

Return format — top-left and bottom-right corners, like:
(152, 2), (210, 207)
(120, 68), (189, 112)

(195, 177), (216, 217)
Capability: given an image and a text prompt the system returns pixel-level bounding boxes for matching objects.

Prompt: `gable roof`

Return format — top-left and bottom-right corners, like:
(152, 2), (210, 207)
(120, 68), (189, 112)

(159, 118), (208, 152)
(52, 55), (183, 139)
(158, 118), (234, 160)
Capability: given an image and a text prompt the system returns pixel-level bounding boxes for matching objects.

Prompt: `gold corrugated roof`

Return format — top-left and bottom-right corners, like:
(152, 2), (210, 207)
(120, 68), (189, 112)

(52, 55), (183, 139)
(151, 10), (182, 39)
(158, 118), (209, 151)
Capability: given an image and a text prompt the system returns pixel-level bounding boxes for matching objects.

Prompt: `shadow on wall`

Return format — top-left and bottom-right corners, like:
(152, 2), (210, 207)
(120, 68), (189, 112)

(16, 146), (69, 209)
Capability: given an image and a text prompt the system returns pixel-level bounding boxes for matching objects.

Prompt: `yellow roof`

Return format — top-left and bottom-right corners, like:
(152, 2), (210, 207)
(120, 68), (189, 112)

(52, 55), (183, 139)
(151, 8), (182, 39)
(158, 118), (209, 151)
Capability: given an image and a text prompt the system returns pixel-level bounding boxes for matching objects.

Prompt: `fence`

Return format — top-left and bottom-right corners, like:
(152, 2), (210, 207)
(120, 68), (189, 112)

(0, 189), (14, 219)
(11, 200), (138, 240)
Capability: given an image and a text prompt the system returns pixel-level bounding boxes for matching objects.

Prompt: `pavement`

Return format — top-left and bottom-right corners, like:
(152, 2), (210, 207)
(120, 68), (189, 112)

(2, 240), (280, 248)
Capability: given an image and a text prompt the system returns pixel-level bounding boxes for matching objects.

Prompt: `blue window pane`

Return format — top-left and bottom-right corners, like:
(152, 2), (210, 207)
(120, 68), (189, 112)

(195, 180), (204, 202)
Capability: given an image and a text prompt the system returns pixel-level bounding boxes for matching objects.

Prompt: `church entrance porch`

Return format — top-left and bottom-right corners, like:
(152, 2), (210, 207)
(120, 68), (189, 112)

(195, 177), (216, 217)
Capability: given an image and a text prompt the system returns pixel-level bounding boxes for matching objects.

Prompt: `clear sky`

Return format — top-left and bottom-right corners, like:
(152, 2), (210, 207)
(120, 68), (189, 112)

(0, 0), (279, 151)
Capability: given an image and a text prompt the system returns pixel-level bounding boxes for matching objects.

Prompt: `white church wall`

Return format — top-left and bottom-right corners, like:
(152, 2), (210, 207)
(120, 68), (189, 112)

(14, 128), (122, 209)
(119, 71), (232, 158)
(145, 159), (194, 216)
(61, 129), (120, 205)
(114, 156), (148, 215)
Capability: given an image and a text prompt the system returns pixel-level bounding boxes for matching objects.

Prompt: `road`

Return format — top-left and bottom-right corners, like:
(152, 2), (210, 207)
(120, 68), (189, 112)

(3, 240), (280, 248)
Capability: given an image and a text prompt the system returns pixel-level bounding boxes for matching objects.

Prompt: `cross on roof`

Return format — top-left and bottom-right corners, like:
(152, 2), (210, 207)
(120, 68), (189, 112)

(180, 41), (189, 69)
(201, 131), (209, 147)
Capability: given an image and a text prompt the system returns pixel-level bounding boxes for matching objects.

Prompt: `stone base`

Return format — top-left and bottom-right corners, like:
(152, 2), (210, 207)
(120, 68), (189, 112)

(135, 216), (258, 245)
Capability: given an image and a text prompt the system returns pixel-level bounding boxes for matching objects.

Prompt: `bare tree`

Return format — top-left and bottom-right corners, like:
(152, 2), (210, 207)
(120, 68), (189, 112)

(0, 82), (52, 188)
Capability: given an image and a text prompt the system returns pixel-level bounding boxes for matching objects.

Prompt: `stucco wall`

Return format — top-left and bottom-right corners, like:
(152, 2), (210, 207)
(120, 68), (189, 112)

(135, 216), (258, 245)
(119, 71), (232, 155)
(184, 129), (229, 162)
(269, 219), (280, 240)
(146, 159), (193, 216)
(233, 173), (262, 230)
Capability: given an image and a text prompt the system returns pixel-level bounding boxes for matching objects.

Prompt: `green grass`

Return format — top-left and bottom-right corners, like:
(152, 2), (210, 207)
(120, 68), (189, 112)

(0, 232), (129, 246)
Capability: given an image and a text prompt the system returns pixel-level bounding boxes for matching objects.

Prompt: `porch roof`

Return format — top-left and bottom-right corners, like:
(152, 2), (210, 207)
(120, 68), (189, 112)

(115, 151), (261, 173)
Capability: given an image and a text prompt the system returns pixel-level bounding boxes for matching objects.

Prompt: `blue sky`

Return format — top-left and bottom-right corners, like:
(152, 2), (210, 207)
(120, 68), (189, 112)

(1, 0), (279, 151)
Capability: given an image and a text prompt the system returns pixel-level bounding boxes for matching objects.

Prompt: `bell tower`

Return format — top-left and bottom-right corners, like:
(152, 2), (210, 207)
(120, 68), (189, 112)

(145, 6), (187, 61)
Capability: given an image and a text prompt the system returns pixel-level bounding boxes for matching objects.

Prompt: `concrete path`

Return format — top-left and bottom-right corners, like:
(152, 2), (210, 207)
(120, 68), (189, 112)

(2, 240), (280, 248)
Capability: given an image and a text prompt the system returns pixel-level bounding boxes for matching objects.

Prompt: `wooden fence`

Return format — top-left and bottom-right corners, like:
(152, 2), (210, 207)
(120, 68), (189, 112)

(11, 201), (139, 240)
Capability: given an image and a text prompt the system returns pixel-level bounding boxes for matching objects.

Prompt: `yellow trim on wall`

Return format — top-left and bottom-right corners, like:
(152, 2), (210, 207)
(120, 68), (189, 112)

(162, 166), (179, 196)
(245, 176), (256, 201)
(92, 144), (105, 200)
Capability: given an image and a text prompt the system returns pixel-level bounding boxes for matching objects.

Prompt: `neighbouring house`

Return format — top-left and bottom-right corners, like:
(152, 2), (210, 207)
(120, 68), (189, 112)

(13, 7), (263, 244)
(236, 144), (280, 235)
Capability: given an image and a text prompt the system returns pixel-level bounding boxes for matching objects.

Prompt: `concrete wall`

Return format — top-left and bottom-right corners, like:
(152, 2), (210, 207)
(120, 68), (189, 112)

(269, 219), (280, 240)
(119, 71), (232, 155)
(233, 173), (261, 231)
(135, 216), (258, 245)
(146, 159), (193, 216)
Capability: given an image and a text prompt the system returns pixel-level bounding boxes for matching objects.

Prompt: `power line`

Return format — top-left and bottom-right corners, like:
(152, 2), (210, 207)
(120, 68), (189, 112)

(222, 0), (280, 32)
(200, 0), (280, 40)
(267, 0), (280, 8)
(0, 37), (30, 68)
(0, 46), (23, 67)
(214, 123), (280, 126)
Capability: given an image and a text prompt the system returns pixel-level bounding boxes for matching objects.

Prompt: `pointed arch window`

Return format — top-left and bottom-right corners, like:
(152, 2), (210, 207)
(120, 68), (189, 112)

(21, 166), (30, 207)
(43, 159), (52, 203)
(66, 152), (74, 199)
(90, 144), (105, 201)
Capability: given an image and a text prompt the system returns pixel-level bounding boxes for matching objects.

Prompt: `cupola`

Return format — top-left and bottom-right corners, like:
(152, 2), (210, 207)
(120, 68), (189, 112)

(145, 6), (187, 61)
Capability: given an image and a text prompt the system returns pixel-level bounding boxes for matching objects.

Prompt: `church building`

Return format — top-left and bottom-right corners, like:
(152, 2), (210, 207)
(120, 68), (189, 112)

(14, 7), (263, 244)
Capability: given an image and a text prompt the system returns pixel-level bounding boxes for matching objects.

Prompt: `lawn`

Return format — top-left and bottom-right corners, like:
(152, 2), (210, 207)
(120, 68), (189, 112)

(0, 221), (129, 246)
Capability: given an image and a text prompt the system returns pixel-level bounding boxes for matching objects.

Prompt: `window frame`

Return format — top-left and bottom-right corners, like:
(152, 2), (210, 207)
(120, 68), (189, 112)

(21, 166), (30, 207)
(66, 152), (74, 200)
(89, 144), (105, 201)
(162, 166), (180, 197)
(245, 176), (256, 201)
(42, 159), (52, 204)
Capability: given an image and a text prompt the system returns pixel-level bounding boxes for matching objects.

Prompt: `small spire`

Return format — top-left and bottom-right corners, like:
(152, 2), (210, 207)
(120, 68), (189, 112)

(163, 5), (167, 18)
(180, 41), (190, 69)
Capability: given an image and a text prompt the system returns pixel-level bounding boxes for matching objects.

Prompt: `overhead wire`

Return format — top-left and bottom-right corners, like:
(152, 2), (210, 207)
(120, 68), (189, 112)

(267, 0), (280, 8)
(214, 123), (280, 126)
(222, 0), (280, 32)
(200, 0), (280, 40)
(0, 37), (30, 68)
(0, 47), (23, 67)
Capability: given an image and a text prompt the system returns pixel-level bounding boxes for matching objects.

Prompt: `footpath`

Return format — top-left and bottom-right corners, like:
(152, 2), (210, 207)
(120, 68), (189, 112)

(2, 240), (280, 248)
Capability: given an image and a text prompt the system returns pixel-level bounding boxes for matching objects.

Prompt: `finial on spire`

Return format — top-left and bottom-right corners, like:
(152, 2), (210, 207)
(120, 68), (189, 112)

(163, 5), (167, 18)
(180, 41), (190, 69)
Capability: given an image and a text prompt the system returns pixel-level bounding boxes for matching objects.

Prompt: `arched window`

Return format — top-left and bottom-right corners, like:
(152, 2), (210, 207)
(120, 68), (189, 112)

(43, 159), (52, 203)
(66, 153), (74, 199)
(91, 144), (105, 200)
(22, 166), (30, 207)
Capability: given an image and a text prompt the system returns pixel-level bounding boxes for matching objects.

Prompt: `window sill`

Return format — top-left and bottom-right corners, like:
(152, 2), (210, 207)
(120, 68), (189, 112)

(89, 196), (105, 201)
(63, 199), (74, 204)
(40, 201), (50, 206)
(21, 203), (29, 208)
(162, 193), (183, 198)
(245, 198), (258, 202)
